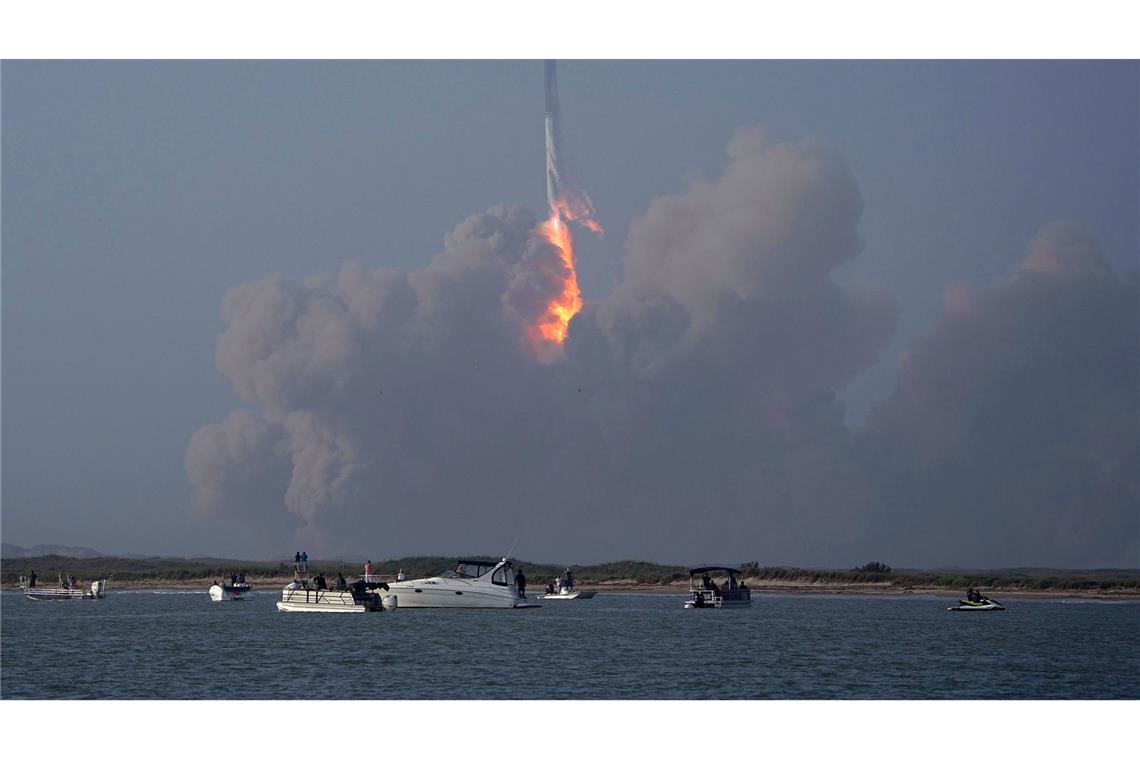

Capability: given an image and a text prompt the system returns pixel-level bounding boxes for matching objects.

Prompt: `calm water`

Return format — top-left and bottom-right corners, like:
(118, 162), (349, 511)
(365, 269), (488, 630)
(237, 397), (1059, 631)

(2, 590), (1137, 699)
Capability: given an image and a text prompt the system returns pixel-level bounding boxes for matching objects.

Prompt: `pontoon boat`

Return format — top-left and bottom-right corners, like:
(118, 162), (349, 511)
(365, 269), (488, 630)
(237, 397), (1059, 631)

(684, 566), (752, 609)
(20, 575), (106, 600)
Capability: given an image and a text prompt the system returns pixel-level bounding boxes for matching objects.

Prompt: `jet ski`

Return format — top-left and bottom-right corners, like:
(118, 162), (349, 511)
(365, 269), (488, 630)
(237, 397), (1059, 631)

(948, 597), (1005, 611)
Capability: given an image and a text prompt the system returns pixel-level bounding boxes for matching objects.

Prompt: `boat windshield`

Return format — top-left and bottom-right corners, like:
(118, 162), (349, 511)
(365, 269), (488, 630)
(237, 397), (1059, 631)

(439, 561), (496, 579)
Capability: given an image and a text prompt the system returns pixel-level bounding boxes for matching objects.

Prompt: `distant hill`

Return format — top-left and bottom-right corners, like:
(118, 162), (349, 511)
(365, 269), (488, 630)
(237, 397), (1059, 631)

(1, 543), (104, 559)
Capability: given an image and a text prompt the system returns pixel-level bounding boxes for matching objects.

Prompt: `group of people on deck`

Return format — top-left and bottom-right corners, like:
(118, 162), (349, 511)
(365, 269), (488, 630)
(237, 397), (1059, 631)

(543, 568), (575, 596)
(699, 572), (746, 596)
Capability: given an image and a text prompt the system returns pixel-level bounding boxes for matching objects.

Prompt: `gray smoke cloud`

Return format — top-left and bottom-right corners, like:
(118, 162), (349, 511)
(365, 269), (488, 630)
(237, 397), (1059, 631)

(859, 221), (1139, 567)
(185, 129), (1137, 567)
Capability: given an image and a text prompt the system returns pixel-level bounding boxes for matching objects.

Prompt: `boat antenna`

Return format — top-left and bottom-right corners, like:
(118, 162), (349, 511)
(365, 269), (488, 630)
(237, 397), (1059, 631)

(505, 533), (520, 561)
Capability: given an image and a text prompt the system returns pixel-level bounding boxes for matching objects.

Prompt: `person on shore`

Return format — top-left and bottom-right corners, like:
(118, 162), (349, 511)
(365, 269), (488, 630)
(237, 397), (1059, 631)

(514, 569), (527, 598)
(364, 560), (374, 581)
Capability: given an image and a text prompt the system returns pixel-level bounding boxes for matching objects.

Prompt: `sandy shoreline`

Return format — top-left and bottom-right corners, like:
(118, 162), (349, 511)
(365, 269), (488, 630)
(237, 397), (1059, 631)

(8, 576), (1136, 599)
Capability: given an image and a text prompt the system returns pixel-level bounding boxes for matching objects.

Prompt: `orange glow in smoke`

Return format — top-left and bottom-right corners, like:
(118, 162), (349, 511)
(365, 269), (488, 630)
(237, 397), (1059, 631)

(527, 196), (603, 351)
(532, 212), (582, 345)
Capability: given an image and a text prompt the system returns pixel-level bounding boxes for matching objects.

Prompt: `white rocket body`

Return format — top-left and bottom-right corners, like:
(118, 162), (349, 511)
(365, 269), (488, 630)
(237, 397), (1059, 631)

(544, 60), (563, 209)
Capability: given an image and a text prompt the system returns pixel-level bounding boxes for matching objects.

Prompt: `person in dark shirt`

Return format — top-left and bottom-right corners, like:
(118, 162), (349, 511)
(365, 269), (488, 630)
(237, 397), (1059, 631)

(514, 569), (527, 598)
(28, 571), (37, 589)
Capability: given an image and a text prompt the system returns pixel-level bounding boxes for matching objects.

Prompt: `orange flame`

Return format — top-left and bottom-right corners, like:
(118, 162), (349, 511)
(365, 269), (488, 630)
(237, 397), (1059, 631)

(525, 195), (603, 352)
(530, 212), (582, 345)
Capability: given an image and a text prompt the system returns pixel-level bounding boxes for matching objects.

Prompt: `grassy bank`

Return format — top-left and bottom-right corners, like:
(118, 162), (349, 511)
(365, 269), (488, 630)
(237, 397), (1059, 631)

(3, 555), (1138, 593)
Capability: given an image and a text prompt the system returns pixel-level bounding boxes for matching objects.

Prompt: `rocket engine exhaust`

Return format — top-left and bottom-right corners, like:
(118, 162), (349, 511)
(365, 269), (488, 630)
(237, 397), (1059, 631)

(529, 60), (603, 354)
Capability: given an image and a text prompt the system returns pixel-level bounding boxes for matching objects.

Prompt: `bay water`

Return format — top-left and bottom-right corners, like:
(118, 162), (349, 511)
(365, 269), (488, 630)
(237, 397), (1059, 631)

(2, 590), (1136, 699)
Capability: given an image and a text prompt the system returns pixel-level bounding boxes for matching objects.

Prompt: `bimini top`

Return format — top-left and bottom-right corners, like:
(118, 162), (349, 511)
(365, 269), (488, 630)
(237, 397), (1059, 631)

(688, 566), (741, 576)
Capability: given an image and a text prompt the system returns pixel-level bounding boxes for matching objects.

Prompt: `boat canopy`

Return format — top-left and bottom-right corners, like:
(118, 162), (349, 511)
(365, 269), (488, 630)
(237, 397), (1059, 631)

(688, 566), (741, 576)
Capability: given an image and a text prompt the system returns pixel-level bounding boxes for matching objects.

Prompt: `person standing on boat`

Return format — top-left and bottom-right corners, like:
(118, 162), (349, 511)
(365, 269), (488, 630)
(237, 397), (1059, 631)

(364, 559), (374, 582)
(28, 570), (37, 588)
(514, 568), (527, 598)
(564, 568), (574, 592)
(397, 568), (406, 581)
(300, 551), (308, 573)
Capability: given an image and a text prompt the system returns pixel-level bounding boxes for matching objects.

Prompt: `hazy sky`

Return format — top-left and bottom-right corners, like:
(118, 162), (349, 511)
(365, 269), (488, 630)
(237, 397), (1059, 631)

(3, 60), (1136, 567)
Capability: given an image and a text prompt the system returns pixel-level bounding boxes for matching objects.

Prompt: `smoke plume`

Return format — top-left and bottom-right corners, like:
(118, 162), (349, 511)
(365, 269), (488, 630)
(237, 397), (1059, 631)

(185, 130), (1137, 568)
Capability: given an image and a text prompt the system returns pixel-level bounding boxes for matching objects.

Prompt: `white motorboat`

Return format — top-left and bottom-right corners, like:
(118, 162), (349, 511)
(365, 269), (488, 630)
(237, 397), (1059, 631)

(20, 575), (106, 600)
(683, 566), (752, 609)
(537, 586), (596, 600)
(948, 598), (1005, 611)
(209, 580), (252, 601)
(383, 558), (540, 609)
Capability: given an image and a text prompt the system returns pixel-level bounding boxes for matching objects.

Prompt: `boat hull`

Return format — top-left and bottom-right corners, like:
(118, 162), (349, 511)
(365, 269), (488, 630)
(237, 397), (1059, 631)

(537, 590), (597, 600)
(948, 601), (1005, 611)
(22, 580), (106, 600)
(209, 584), (250, 601)
(684, 599), (753, 609)
(384, 582), (530, 609)
(24, 589), (90, 600)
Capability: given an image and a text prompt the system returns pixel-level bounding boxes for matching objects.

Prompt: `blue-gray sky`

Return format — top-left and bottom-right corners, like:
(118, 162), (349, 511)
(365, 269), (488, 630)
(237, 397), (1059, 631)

(3, 61), (1136, 566)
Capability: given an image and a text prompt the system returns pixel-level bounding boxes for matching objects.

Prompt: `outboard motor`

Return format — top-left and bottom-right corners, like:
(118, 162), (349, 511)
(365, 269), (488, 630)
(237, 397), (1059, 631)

(382, 594), (398, 610)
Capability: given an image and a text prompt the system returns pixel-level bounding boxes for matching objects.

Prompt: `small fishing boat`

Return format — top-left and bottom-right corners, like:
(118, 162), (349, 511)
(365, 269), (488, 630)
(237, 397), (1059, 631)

(209, 578), (253, 601)
(20, 575), (106, 600)
(537, 587), (597, 600)
(683, 566), (752, 609)
(947, 598), (1005, 611)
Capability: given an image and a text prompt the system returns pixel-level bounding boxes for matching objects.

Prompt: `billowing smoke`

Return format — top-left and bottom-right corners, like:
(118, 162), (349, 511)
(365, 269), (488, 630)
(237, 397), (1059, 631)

(185, 129), (1137, 567)
(859, 221), (1139, 568)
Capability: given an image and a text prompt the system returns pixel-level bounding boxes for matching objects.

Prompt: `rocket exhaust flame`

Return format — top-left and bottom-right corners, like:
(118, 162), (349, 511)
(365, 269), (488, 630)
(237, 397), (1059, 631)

(530, 60), (603, 353)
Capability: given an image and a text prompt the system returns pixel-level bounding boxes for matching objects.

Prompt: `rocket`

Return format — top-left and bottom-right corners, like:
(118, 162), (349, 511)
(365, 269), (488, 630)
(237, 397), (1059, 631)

(544, 59), (563, 210)
(542, 60), (602, 234)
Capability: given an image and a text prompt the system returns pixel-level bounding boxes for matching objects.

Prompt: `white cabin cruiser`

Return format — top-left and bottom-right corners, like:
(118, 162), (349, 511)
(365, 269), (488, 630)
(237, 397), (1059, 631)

(684, 566), (752, 609)
(383, 558), (539, 608)
(20, 575), (106, 600)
